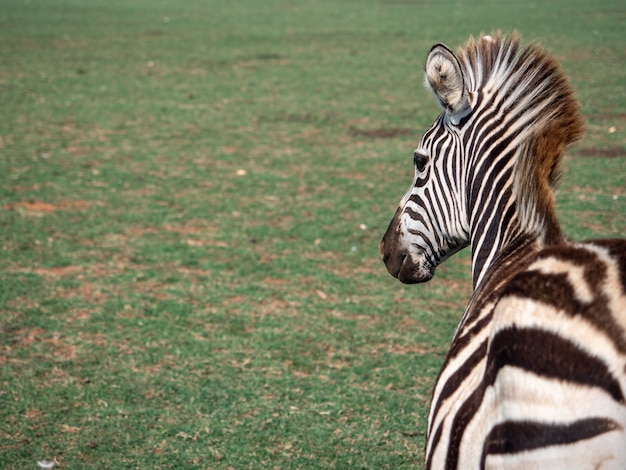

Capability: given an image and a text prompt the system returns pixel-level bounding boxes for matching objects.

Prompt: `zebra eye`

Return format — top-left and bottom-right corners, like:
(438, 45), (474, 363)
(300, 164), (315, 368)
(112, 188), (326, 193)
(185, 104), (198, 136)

(414, 152), (429, 172)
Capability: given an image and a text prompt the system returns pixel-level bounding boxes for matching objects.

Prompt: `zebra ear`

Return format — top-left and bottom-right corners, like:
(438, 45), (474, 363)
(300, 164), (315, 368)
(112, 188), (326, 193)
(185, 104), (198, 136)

(425, 44), (471, 124)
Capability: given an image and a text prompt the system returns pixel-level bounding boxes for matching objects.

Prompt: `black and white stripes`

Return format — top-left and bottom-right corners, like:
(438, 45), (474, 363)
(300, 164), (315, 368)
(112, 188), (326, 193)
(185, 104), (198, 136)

(380, 33), (626, 469)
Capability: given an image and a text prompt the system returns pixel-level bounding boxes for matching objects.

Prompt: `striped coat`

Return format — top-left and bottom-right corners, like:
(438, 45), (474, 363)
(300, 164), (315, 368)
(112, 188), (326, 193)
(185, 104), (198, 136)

(380, 33), (626, 469)
(427, 239), (626, 469)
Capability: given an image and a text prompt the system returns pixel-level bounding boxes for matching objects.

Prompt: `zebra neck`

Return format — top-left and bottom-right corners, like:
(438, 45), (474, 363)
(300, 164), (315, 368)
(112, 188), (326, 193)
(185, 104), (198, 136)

(454, 234), (537, 339)
(468, 184), (548, 289)
(467, 150), (564, 288)
(468, 177), (522, 289)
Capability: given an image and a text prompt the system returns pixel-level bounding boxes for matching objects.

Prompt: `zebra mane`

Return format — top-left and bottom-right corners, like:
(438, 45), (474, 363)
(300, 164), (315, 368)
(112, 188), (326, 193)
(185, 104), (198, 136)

(458, 33), (585, 242)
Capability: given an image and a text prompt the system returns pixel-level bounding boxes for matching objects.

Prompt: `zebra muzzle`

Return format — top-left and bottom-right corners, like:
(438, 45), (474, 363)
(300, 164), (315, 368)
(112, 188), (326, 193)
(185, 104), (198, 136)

(380, 240), (434, 284)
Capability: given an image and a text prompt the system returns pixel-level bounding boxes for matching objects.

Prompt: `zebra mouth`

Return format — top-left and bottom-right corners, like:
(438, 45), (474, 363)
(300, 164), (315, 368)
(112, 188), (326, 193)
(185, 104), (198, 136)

(396, 255), (435, 284)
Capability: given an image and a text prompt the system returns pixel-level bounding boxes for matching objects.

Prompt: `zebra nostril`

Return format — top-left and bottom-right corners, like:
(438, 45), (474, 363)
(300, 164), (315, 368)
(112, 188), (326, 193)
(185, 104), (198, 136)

(399, 253), (407, 268)
(382, 251), (408, 279)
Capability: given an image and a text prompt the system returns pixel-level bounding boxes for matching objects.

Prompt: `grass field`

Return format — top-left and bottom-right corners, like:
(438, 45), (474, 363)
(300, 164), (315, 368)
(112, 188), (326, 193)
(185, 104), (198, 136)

(1, 0), (624, 468)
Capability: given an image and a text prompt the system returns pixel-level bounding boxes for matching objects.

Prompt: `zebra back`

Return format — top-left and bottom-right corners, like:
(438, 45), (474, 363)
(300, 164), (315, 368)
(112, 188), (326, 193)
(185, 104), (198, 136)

(426, 238), (626, 469)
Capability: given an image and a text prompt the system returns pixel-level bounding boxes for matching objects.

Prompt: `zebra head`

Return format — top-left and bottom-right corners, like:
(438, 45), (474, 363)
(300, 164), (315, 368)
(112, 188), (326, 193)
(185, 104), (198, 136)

(381, 34), (584, 286)
(380, 43), (473, 284)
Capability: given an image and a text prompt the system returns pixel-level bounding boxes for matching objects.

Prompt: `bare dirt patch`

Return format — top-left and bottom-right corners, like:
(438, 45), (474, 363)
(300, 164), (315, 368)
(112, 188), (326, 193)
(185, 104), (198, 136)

(586, 113), (626, 121)
(575, 147), (626, 158)
(3, 200), (103, 215)
(34, 266), (83, 277)
(348, 126), (413, 139)
(5, 327), (78, 361)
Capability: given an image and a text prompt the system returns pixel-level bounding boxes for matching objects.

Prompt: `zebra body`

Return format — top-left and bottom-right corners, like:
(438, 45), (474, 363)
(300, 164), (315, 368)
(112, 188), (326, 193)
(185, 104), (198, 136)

(379, 33), (626, 469)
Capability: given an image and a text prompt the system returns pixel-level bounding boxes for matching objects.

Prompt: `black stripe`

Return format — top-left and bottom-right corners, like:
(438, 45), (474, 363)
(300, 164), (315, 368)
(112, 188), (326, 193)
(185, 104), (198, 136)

(448, 311), (493, 360)
(501, 256), (626, 354)
(485, 327), (625, 403)
(469, 141), (515, 222)
(482, 417), (621, 464)
(462, 89), (498, 150)
(465, 102), (509, 179)
(407, 192), (422, 206)
(424, 188), (444, 249)
(422, 116), (447, 149)
(414, 172), (429, 188)
(406, 226), (438, 266)
(445, 381), (486, 468)
(441, 327), (625, 468)
(438, 339), (489, 405)
(425, 418), (443, 470)
(428, 339), (489, 450)
(405, 206), (422, 222)
(592, 239), (626, 289)
(471, 175), (514, 283)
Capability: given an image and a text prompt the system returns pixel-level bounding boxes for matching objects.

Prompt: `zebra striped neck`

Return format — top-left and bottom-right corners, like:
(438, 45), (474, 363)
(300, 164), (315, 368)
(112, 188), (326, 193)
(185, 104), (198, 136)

(467, 142), (520, 288)
(466, 143), (559, 289)
(458, 234), (537, 337)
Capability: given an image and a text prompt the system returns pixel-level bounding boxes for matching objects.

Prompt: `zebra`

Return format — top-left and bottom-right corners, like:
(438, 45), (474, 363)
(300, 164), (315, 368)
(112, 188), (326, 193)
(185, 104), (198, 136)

(379, 32), (626, 469)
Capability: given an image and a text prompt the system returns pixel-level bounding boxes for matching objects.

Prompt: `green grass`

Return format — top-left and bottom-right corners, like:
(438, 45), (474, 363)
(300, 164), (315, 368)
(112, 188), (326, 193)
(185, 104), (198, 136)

(1, 0), (624, 468)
